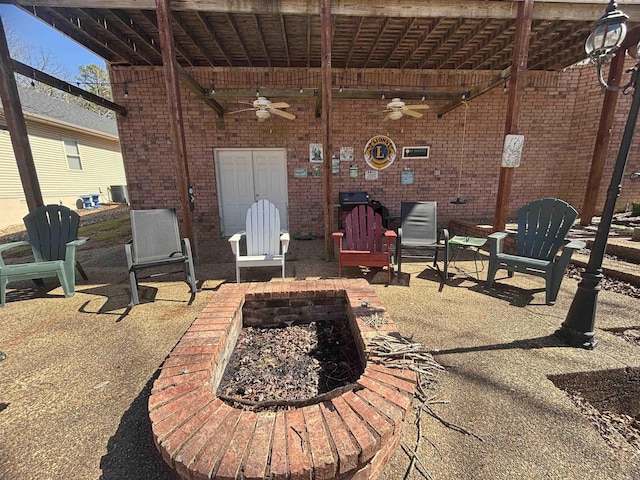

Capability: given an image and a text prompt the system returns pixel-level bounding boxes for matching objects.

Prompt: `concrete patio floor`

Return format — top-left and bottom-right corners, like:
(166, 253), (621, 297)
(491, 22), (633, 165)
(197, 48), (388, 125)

(0, 214), (639, 479)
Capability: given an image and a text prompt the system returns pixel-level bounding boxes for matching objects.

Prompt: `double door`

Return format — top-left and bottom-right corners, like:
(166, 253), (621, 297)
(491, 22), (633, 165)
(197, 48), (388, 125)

(215, 148), (288, 236)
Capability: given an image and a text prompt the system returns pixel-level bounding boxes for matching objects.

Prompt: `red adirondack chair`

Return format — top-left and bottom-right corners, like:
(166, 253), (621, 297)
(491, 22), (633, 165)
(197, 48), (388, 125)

(332, 204), (397, 284)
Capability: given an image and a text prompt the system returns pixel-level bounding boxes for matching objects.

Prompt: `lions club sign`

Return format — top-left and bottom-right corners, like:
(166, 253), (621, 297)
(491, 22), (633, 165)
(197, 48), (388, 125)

(364, 135), (397, 170)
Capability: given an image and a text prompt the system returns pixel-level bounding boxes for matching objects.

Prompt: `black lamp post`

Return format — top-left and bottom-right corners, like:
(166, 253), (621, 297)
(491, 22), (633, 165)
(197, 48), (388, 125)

(557, 0), (640, 349)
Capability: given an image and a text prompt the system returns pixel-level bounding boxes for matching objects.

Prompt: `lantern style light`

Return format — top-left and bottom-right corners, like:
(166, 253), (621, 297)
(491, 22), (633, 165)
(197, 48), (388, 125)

(585, 1), (629, 88)
(559, 0), (640, 348)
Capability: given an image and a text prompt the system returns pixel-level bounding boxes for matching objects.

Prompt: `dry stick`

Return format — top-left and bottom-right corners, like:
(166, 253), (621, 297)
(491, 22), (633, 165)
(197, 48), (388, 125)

(423, 403), (484, 442)
(401, 442), (434, 480)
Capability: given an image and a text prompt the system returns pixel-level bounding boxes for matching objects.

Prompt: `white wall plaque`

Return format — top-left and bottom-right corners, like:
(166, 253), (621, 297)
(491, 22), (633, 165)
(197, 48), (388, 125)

(501, 134), (524, 167)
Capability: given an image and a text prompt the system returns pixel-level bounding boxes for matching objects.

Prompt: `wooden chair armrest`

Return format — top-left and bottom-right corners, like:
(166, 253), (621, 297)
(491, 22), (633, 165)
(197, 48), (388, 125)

(280, 232), (290, 254)
(383, 230), (397, 238)
(228, 231), (246, 257)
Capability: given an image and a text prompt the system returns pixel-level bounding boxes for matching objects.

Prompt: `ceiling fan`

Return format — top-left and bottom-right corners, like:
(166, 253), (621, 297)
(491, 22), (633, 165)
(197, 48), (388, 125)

(227, 97), (296, 122)
(381, 98), (430, 121)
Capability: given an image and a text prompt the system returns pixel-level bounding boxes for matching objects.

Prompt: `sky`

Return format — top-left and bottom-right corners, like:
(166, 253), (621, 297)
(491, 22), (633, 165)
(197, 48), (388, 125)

(0, 4), (106, 77)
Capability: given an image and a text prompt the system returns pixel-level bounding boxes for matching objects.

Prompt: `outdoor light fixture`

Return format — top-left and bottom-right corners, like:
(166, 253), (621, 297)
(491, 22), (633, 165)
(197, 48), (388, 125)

(585, 0), (629, 89)
(630, 172), (640, 179)
(558, 0), (640, 348)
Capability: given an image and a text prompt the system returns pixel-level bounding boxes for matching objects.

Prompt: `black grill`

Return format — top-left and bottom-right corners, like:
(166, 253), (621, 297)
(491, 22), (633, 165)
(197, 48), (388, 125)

(339, 191), (370, 207)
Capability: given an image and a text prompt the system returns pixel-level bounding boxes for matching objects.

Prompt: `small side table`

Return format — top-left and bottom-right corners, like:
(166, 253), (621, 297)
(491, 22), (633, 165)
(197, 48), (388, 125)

(448, 235), (487, 279)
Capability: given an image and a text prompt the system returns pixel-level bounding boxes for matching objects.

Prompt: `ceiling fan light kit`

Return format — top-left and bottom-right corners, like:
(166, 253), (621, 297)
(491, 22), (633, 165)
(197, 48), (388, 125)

(382, 97), (430, 121)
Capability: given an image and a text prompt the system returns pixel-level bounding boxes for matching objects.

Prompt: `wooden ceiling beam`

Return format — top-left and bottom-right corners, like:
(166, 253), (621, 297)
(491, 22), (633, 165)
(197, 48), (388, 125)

(306, 14), (312, 68)
(12, 58), (127, 115)
(176, 64), (224, 114)
(207, 87), (462, 101)
(67, 7), (154, 64)
(253, 15), (270, 68)
(196, 12), (233, 66)
(140, 9), (195, 66)
(399, 18), (439, 70)
(418, 19), (464, 70)
(344, 16), (363, 68)
(225, 13), (252, 66)
(434, 18), (491, 69)
(455, 19), (512, 70)
(11, 0), (640, 23)
(32, 6), (125, 63)
(280, 15), (291, 67)
(103, 8), (163, 61)
(380, 17), (416, 69)
(437, 67), (510, 117)
(172, 11), (218, 66)
(363, 17), (390, 68)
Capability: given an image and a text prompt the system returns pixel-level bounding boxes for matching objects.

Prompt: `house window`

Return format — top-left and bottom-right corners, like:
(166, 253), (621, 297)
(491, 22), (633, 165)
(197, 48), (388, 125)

(64, 139), (82, 170)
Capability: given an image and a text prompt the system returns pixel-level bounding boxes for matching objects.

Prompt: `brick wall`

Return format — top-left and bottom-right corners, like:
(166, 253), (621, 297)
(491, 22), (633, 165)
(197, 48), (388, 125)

(109, 66), (640, 240)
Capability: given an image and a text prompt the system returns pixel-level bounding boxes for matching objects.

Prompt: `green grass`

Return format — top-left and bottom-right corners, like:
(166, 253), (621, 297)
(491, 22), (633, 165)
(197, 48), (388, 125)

(78, 214), (131, 248)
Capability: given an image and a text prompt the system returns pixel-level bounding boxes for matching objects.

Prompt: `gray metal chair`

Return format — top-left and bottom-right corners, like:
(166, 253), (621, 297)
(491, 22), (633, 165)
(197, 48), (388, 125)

(125, 209), (197, 306)
(395, 201), (449, 279)
(486, 198), (585, 305)
(0, 204), (88, 307)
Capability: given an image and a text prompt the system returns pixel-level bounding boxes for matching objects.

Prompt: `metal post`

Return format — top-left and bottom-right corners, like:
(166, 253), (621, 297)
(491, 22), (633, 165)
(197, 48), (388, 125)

(557, 66), (640, 348)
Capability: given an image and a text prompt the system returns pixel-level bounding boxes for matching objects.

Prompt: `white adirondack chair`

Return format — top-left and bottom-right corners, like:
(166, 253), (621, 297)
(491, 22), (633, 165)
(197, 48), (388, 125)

(229, 199), (290, 283)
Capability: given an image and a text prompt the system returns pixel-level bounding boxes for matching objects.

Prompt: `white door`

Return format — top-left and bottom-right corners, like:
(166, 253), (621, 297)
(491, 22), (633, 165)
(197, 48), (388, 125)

(216, 148), (288, 236)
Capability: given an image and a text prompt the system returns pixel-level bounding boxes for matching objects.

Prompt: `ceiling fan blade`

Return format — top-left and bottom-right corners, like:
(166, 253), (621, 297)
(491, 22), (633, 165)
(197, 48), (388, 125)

(269, 108), (296, 120)
(268, 102), (290, 109)
(383, 114), (392, 122)
(227, 108), (255, 115)
(405, 104), (430, 110)
(403, 109), (424, 118)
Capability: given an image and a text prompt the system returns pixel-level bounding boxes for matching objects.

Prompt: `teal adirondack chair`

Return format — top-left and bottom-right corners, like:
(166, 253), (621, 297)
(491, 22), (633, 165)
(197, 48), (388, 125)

(0, 204), (88, 306)
(486, 198), (585, 305)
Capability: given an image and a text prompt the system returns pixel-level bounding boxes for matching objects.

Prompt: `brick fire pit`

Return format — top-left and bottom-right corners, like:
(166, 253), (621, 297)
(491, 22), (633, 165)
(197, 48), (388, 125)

(149, 279), (416, 480)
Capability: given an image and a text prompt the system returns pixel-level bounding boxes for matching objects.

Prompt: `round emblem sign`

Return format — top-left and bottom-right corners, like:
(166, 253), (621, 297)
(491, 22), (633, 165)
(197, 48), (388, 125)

(364, 135), (397, 170)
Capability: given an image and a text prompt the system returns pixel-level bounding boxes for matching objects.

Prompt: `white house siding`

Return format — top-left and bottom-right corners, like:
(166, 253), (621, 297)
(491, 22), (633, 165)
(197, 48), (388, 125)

(0, 119), (126, 229)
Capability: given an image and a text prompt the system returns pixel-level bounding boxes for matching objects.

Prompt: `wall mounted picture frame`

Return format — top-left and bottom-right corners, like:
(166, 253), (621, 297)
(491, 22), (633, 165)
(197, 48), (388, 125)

(310, 143), (323, 162)
(340, 146), (354, 162)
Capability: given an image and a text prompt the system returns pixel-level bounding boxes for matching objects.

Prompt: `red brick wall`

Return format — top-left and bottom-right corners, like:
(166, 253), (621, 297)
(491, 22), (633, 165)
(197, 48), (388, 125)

(109, 66), (640, 240)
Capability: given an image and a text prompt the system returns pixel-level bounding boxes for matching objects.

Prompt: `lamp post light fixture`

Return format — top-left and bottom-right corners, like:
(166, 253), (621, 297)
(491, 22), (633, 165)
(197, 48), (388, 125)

(557, 0), (640, 348)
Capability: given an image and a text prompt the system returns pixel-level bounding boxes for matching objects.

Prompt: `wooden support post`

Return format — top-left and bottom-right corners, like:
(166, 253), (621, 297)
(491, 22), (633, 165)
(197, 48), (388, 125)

(0, 17), (43, 211)
(580, 43), (627, 226)
(321, 0), (334, 261)
(156, 0), (195, 248)
(492, 0), (533, 231)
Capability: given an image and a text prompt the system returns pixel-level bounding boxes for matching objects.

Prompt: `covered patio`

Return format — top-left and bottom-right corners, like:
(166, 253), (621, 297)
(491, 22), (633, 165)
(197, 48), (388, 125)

(0, 207), (638, 479)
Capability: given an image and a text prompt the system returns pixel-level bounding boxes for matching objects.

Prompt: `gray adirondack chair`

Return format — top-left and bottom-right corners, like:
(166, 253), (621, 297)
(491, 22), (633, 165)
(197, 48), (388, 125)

(229, 199), (290, 283)
(125, 208), (198, 306)
(0, 204), (88, 307)
(395, 201), (449, 279)
(486, 198), (586, 305)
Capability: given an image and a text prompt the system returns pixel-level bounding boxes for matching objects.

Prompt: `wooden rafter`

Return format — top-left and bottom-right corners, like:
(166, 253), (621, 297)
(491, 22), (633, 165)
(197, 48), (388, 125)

(33, 7), (125, 63)
(280, 14), (291, 67)
(102, 9), (162, 62)
(418, 19), (464, 69)
(196, 12), (233, 66)
(176, 64), (224, 115)
(140, 10), (195, 66)
(345, 17), (364, 68)
(225, 13), (252, 66)
(253, 15), (270, 68)
(434, 18), (491, 69)
(65, 7), (154, 65)
(11, 0), (640, 23)
(456, 19), (512, 69)
(306, 14), (311, 68)
(363, 17), (391, 68)
(12, 59), (127, 115)
(172, 11), (217, 67)
(437, 67), (510, 117)
(400, 18), (439, 69)
(380, 17), (416, 68)
(209, 87), (461, 100)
